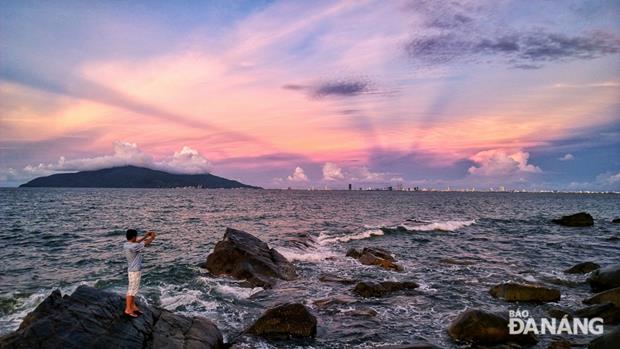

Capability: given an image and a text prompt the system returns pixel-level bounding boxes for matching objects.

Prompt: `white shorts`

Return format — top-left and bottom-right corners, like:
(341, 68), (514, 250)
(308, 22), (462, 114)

(127, 271), (141, 296)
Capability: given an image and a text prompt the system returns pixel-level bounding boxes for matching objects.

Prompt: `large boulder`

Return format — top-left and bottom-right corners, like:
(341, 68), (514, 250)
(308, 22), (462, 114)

(203, 228), (297, 288)
(246, 303), (317, 339)
(565, 261), (600, 274)
(489, 282), (560, 303)
(353, 281), (419, 298)
(583, 287), (620, 307)
(346, 247), (404, 272)
(587, 265), (620, 292)
(447, 309), (537, 346)
(0, 286), (223, 349)
(588, 325), (620, 349)
(552, 212), (594, 227)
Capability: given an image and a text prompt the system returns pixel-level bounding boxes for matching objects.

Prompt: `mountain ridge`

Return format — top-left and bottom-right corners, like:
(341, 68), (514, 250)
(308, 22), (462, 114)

(19, 165), (260, 189)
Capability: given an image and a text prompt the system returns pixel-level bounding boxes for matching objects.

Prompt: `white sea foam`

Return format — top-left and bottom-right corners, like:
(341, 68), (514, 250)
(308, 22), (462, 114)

(402, 219), (476, 232)
(277, 246), (339, 262)
(316, 229), (385, 245)
(213, 284), (263, 299)
(158, 285), (217, 311)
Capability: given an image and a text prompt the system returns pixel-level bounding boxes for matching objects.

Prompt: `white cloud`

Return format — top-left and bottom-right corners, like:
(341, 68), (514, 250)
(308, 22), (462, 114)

(468, 149), (542, 177)
(21, 141), (212, 176)
(322, 162), (344, 181)
(559, 153), (574, 161)
(287, 166), (309, 182)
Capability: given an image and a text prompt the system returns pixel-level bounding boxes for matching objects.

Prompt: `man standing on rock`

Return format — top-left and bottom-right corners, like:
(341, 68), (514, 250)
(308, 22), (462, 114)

(123, 229), (156, 317)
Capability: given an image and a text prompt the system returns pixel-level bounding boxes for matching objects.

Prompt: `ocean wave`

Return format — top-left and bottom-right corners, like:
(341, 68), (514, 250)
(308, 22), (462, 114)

(402, 219), (476, 232)
(277, 246), (339, 262)
(158, 284), (218, 311)
(317, 229), (384, 245)
(213, 284), (263, 299)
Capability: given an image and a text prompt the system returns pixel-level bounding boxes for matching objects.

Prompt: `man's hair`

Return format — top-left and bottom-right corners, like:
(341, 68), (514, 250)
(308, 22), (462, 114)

(126, 229), (138, 240)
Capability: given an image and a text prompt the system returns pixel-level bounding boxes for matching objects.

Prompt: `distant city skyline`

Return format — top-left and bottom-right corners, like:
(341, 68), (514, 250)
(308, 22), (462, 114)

(1, 0), (619, 190)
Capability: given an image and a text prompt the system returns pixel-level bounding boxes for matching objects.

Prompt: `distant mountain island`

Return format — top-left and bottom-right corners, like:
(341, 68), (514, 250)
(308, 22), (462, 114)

(19, 166), (260, 189)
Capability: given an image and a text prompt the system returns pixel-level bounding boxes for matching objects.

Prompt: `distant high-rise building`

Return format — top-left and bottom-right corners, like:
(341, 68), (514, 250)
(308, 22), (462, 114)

(348, 183), (352, 190)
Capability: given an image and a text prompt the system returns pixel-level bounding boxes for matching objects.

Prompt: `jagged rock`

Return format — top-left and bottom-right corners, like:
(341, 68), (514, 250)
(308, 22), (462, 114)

(352, 281), (419, 298)
(588, 325), (620, 349)
(552, 212), (594, 227)
(489, 282), (560, 302)
(587, 265), (620, 292)
(246, 303), (316, 339)
(612, 218), (620, 224)
(371, 342), (442, 349)
(379, 226), (409, 234)
(447, 309), (537, 346)
(583, 287), (620, 307)
(575, 303), (620, 325)
(346, 247), (404, 272)
(0, 286), (223, 349)
(203, 228), (297, 288)
(565, 261), (600, 274)
(318, 274), (356, 285)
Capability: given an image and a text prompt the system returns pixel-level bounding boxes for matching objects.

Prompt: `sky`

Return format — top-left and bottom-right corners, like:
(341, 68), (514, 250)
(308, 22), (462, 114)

(1, 0), (619, 190)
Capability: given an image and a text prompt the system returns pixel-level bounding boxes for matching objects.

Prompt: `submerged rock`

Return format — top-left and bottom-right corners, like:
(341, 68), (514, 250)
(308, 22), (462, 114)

(343, 307), (378, 317)
(379, 226), (409, 234)
(346, 247), (404, 272)
(447, 309), (537, 346)
(439, 257), (476, 266)
(587, 265), (620, 292)
(583, 287), (620, 307)
(552, 212), (594, 227)
(612, 218), (620, 224)
(0, 285), (223, 349)
(565, 261), (601, 274)
(489, 282), (561, 302)
(203, 228), (297, 288)
(318, 274), (357, 285)
(588, 325), (620, 349)
(246, 303), (317, 339)
(313, 295), (355, 310)
(353, 281), (419, 298)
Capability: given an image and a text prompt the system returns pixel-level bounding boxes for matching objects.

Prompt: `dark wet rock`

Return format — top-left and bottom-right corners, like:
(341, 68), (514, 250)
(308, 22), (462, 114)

(318, 274), (356, 285)
(583, 287), (620, 307)
(0, 285), (223, 349)
(565, 261), (601, 274)
(380, 226), (409, 234)
(247, 303), (317, 339)
(203, 228), (297, 288)
(439, 258), (476, 266)
(352, 281), (419, 298)
(346, 247), (404, 272)
(489, 282), (560, 302)
(612, 218), (620, 223)
(575, 303), (620, 325)
(548, 338), (572, 349)
(546, 306), (573, 319)
(588, 325), (620, 349)
(312, 295), (355, 310)
(371, 342), (442, 349)
(587, 264), (620, 292)
(552, 212), (594, 227)
(447, 309), (537, 346)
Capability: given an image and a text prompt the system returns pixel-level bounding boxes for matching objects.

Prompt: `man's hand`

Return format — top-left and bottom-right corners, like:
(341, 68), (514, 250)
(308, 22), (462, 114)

(144, 231), (156, 246)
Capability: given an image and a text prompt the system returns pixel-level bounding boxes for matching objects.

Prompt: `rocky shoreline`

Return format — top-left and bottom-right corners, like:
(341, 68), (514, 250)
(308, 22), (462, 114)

(1, 212), (619, 348)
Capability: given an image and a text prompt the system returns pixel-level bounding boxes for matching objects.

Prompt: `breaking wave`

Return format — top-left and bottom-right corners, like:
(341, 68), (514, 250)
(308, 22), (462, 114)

(402, 219), (476, 232)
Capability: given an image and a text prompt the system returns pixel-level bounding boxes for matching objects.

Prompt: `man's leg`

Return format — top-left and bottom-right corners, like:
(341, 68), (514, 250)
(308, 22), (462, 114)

(125, 271), (139, 316)
(125, 295), (135, 314)
(130, 271), (142, 313)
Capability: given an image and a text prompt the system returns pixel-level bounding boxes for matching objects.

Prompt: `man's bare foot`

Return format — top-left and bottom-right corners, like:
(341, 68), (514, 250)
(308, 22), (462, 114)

(123, 311), (139, 318)
(133, 308), (143, 315)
